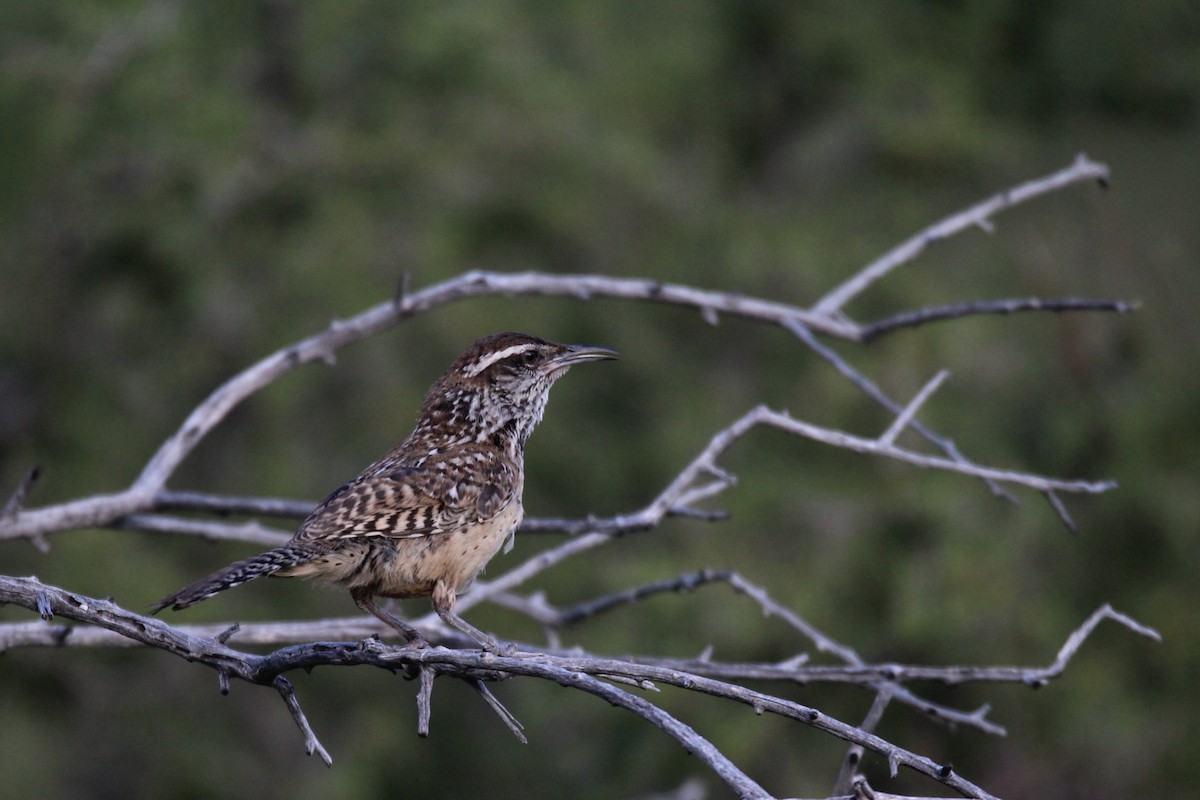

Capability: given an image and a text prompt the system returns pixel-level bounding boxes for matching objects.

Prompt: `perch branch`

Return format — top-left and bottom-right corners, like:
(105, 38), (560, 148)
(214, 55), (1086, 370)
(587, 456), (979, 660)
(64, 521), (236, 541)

(0, 574), (1152, 798)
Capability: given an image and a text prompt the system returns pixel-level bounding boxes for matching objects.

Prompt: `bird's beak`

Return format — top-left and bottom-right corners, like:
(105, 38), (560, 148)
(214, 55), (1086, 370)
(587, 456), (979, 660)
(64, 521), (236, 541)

(548, 343), (619, 370)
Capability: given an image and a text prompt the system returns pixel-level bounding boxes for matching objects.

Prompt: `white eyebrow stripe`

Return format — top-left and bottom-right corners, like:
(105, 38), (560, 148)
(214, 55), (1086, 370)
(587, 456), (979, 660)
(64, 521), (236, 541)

(462, 344), (534, 377)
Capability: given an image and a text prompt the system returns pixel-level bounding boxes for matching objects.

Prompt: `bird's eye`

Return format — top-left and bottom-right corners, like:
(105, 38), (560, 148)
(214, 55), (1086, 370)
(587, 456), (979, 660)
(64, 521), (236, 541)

(522, 350), (540, 365)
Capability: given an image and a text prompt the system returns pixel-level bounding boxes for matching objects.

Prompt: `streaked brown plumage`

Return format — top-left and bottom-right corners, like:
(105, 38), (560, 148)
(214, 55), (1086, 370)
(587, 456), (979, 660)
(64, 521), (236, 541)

(152, 332), (617, 652)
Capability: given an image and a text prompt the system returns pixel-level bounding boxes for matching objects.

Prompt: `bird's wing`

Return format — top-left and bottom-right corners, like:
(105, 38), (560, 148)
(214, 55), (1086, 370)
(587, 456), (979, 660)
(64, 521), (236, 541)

(293, 445), (517, 543)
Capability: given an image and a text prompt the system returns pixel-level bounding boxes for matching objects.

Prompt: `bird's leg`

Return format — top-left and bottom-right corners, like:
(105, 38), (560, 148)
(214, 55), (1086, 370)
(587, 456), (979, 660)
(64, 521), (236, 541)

(352, 588), (427, 647)
(433, 581), (514, 655)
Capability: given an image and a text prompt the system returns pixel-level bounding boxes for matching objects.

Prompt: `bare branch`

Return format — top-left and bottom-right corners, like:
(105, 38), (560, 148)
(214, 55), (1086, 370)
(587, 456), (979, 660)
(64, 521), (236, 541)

(471, 679), (528, 744)
(116, 514), (293, 546)
(834, 692), (892, 796)
(741, 406), (1113, 495)
(2, 467), (41, 521)
(0, 573), (1154, 799)
(276, 675), (333, 766)
(153, 491), (314, 519)
(554, 568), (734, 627)
(785, 320), (1017, 504)
(1043, 491), (1078, 535)
(2, 467), (46, 552)
(812, 153), (1111, 315)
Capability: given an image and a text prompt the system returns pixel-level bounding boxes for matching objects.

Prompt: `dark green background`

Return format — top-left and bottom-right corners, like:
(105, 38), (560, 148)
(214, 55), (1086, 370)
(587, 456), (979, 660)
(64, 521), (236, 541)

(2, 2), (1196, 798)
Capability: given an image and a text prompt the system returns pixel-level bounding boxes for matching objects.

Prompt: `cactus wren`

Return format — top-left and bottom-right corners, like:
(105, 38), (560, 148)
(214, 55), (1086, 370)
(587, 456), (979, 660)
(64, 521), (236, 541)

(152, 332), (617, 652)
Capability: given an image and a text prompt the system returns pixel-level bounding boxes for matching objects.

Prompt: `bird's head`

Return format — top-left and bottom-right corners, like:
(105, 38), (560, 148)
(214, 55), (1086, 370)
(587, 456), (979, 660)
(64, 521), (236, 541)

(416, 332), (618, 450)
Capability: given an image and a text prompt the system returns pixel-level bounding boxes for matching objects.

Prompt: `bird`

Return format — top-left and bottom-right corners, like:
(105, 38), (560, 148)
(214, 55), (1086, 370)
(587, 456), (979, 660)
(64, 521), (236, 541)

(152, 332), (617, 653)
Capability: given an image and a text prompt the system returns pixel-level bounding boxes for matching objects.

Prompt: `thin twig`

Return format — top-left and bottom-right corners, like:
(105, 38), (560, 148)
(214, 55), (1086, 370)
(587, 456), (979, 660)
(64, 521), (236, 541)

(275, 675), (333, 766)
(153, 491), (314, 518)
(555, 569), (734, 626)
(861, 298), (1139, 342)
(2, 467), (46, 551)
(2, 467), (41, 521)
(835, 691), (893, 795)
(472, 680), (527, 743)
(742, 405), (1113, 495)
(785, 319), (1017, 504)
(878, 371), (949, 448)
(1043, 491), (1078, 535)
(116, 514), (292, 546)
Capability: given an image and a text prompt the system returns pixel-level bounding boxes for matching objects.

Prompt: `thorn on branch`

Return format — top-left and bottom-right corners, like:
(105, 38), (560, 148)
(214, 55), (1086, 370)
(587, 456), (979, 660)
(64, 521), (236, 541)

(1044, 490), (1078, 534)
(393, 270), (411, 312)
(597, 672), (661, 692)
(1077, 152), (1111, 188)
(775, 654), (810, 670)
(216, 623), (241, 644)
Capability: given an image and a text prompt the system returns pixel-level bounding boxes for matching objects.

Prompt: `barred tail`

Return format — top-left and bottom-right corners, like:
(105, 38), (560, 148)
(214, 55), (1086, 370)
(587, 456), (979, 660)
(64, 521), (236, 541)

(151, 544), (319, 613)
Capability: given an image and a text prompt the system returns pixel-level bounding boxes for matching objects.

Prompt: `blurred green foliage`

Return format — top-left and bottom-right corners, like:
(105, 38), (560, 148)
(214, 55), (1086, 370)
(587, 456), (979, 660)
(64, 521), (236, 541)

(2, 1), (1197, 798)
